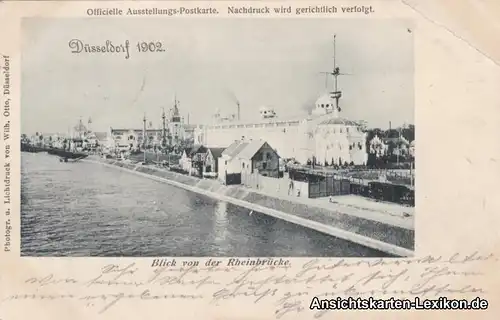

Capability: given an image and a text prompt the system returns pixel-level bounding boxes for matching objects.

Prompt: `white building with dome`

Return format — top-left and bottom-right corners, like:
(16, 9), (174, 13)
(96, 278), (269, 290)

(193, 36), (368, 165)
(193, 92), (367, 165)
(312, 93), (340, 116)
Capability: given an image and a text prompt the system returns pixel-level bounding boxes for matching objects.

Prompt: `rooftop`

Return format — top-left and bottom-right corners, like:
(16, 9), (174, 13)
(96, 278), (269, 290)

(319, 117), (360, 126)
(222, 140), (250, 158)
(207, 147), (226, 159)
(236, 139), (268, 160)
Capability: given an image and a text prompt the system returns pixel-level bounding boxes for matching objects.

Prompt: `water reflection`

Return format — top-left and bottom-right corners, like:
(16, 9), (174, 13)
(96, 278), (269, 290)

(212, 201), (230, 250)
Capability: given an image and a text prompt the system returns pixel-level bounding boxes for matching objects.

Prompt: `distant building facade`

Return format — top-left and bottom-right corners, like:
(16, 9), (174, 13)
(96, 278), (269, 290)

(109, 128), (163, 151)
(108, 99), (190, 149)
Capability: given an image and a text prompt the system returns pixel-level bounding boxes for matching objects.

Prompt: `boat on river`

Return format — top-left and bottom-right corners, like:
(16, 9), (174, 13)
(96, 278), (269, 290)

(47, 148), (88, 162)
(21, 143), (47, 153)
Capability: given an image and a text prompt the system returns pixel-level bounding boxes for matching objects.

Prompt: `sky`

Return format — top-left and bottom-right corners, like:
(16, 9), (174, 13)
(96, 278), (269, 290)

(21, 18), (414, 134)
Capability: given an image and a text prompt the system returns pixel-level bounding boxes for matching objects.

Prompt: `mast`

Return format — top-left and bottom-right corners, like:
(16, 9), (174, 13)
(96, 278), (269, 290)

(76, 117), (82, 139)
(333, 35), (336, 90)
(143, 113), (147, 163)
(172, 94), (180, 146)
(67, 126), (70, 151)
(397, 124), (404, 165)
(173, 93), (179, 118)
(331, 34), (342, 111)
(237, 100), (240, 121)
(87, 117), (92, 133)
(161, 107), (166, 148)
(319, 34), (345, 113)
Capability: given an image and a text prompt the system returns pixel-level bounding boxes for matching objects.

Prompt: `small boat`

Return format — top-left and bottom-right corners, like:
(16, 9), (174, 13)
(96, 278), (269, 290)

(59, 156), (85, 163)
(48, 148), (88, 161)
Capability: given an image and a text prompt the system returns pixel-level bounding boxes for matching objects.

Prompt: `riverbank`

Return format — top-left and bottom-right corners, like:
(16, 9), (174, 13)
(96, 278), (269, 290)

(85, 157), (414, 257)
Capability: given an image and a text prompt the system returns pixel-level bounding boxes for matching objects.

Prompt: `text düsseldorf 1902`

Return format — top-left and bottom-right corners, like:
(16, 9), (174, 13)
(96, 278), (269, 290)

(310, 297), (489, 310)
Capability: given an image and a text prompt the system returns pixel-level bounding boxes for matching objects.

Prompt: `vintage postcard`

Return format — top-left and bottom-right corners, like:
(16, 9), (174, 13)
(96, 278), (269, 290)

(1, 0), (499, 319)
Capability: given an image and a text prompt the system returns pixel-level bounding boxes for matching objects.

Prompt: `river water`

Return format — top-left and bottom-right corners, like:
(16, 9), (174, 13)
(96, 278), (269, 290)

(21, 152), (391, 257)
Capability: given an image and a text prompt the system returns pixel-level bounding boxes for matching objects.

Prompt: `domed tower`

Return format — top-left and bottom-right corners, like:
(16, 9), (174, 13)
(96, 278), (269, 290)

(259, 106), (277, 119)
(213, 108), (221, 122)
(168, 95), (185, 146)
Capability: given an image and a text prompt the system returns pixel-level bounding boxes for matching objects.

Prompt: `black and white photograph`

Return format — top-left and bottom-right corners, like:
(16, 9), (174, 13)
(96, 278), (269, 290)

(20, 18), (415, 257)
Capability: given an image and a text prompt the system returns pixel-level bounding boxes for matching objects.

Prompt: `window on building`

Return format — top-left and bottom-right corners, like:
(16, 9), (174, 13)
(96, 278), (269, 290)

(262, 162), (267, 169)
(346, 128), (349, 133)
(242, 163), (245, 169)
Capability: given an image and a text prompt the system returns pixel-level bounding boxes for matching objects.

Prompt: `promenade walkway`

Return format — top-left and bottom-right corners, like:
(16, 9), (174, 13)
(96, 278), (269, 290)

(247, 187), (414, 230)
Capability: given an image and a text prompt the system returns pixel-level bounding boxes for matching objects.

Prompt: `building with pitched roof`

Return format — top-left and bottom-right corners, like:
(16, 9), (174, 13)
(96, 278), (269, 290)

(217, 139), (280, 185)
(217, 140), (248, 184)
(179, 145), (208, 175)
(238, 140), (280, 188)
(203, 147), (226, 174)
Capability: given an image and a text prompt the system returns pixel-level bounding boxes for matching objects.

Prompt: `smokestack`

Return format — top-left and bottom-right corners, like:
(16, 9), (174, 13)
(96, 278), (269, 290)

(237, 101), (240, 121)
(389, 121), (392, 131)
